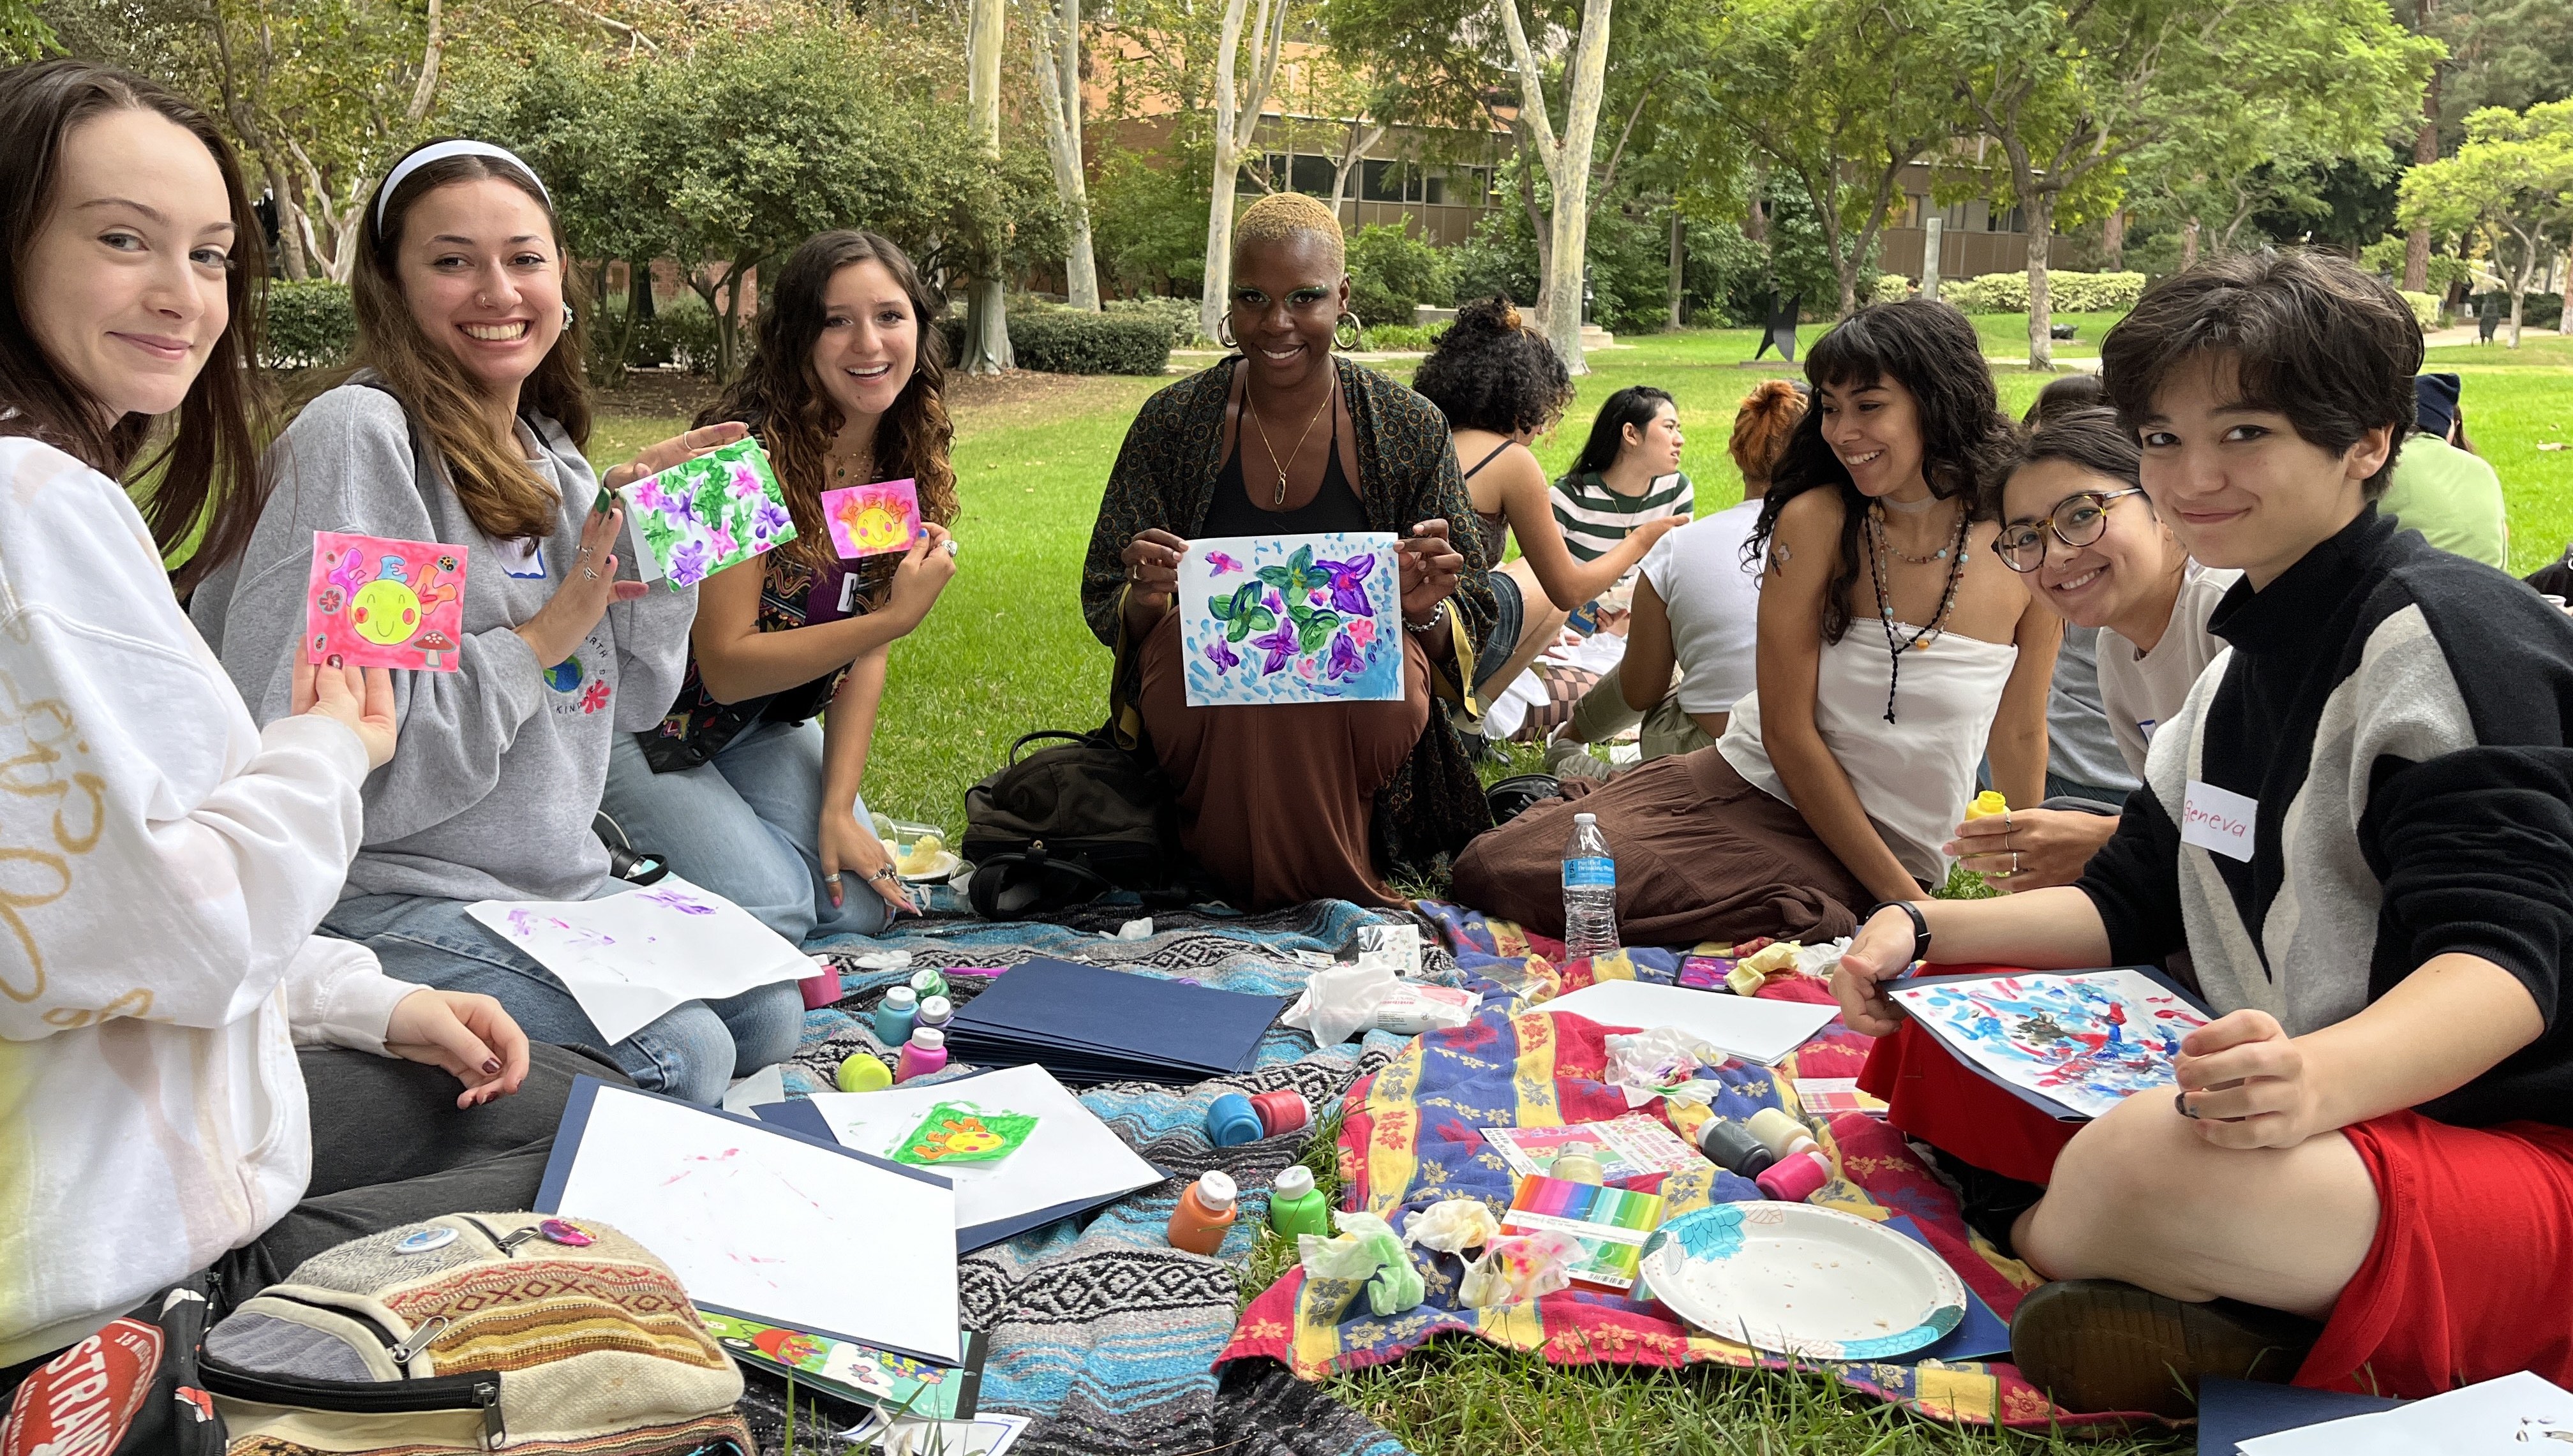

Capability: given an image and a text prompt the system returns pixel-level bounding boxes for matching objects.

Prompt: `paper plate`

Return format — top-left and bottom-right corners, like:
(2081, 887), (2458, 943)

(1637, 1202), (1965, 1361)
(899, 851), (962, 884)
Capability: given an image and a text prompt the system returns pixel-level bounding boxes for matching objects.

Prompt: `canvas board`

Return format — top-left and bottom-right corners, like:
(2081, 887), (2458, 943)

(1176, 533), (1403, 707)
(466, 877), (809, 1043)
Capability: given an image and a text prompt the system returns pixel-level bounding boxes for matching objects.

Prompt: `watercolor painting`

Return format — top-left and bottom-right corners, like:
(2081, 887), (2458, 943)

(1176, 532), (1402, 707)
(619, 436), (797, 588)
(890, 1102), (1040, 1166)
(305, 531), (468, 672)
(1891, 969), (2209, 1120)
(821, 477), (924, 558)
(697, 1313), (983, 1420)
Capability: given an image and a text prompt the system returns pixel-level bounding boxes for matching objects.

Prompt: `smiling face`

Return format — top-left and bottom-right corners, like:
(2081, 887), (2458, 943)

(1816, 373), (1928, 500)
(20, 107), (236, 422)
(392, 177), (564, 398)
(1228, 232), (1347, 393)
(1618, 401), (1685, 475)
(2136, 353), (2389, 588)
(2002, 457), (2179, 634)
(810, 258), (917, 424)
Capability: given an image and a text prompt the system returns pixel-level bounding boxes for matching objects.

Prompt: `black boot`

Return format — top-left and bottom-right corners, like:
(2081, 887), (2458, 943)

(2008, 1279), (2323, 1418)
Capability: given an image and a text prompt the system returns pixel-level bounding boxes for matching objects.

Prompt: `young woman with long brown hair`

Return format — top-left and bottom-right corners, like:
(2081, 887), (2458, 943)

(191, 138), (797, 1105)
(602, 229), (958, 943)
(0, 63), (571, 1393)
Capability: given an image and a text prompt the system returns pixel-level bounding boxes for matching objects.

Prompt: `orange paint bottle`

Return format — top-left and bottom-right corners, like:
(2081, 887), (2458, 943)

(1167, 1171), (1239, 1256)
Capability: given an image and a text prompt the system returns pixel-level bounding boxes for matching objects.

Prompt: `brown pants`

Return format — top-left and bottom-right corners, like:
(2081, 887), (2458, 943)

(1138, 611), (1431, 910)
(1451, 745), (1872, 945)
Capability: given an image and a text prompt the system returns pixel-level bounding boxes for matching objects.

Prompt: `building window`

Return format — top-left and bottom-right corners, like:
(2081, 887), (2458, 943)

(1290, 154), (1337, 196)
(1360, 159), (1405, 202)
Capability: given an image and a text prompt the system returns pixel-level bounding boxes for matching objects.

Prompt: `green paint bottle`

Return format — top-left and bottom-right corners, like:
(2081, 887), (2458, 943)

(1268, 1166), (1332, 1239)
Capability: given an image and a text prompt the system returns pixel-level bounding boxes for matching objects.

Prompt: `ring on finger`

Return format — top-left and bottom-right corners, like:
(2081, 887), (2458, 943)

(2013, 850), (2022, 877)
(583, 567), (600, 581)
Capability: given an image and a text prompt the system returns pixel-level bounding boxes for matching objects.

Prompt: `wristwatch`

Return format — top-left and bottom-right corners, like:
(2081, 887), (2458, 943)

(1867, 900), (1930, 965)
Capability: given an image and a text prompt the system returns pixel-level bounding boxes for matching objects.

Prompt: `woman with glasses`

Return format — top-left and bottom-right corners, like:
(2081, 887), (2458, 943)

(1944, 407), (2239, 892)
(1454, 300), (2054, 946)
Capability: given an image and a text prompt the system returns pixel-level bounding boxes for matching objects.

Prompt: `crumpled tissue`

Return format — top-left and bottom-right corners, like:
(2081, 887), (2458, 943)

(1602, 1026), (1729, 1108)
(1457, 1230), (1585, 1309)
(1298, 1210), (1427, 1315)
(1283, 963), (1477, 1045)
(1402, 1198), (1502, 1254)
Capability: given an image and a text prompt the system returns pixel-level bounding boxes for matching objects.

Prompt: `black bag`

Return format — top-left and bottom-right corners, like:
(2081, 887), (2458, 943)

(2, 1275), (225, 1455)
(962, 728), (1183, 917)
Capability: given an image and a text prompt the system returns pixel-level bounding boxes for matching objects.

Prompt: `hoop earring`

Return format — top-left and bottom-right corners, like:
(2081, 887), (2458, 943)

(562, 302), (576, 332)
(1216, 316), (1239, 350)
(1334, 311), (1364, 351)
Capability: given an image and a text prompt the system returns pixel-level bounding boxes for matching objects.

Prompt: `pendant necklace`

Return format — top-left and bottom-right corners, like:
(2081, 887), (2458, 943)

(1248, 385), (1332, 507)
(1863, 498), (1972, 724)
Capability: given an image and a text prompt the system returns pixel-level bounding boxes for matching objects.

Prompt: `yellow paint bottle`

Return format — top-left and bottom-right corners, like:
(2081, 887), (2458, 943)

(1966, 791), (2010, 821)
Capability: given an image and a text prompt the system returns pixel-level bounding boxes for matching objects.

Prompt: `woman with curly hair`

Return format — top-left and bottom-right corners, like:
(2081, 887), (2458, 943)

(1454, 300), (2055, 946)
(1082, 191), (1491, 910)
(602, 230), (959, 944)
(1411, 296), (1673, 696)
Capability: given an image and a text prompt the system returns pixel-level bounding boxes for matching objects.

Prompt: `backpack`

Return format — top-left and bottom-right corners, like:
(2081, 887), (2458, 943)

(960, 728), (1186, 918)
(1, 1275), (226, 1455)
(196, 1212), (749, 1455)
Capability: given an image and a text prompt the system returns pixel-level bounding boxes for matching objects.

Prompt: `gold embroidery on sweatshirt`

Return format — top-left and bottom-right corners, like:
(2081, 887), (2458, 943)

(0, 667), (106, 1001)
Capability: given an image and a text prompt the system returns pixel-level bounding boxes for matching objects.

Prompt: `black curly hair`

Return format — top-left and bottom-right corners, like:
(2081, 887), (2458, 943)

(1747, 298), (2017, 644)
(1410, 296), (1574, 436)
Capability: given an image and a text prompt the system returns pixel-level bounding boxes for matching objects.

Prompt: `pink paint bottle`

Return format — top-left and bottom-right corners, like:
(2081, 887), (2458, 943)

(895, 1027), (948, 1083)
(1756, 1149), (1831, 1203)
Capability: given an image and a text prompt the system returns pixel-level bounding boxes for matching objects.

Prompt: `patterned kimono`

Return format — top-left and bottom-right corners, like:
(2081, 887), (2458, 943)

(1080, 355), (1498, 873)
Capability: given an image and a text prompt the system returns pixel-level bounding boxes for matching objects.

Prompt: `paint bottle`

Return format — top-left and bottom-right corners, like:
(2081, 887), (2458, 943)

(1696, 1118), (1777, 1178)
(835, 1051), (893, 1093)
(1206, 1093), (1264, 1148)
(1966, 790), (2010, 821)
(1267, 1166), (1332, 1238)
(895, 1027), (948, 1083)
(1548, 1145), (1606, 1185)
(909, 968), (950, 1002)
(1250, 1090), (1311, 1138)
(1756, 1148), (1831, 1203)
(799, 959), (843, 1011)
(914, 994), (954, 1034)
(874, 986), (918, 1046)
(1168, 1171), (1239, 1255)
(1745, 1107), (1810, 1161)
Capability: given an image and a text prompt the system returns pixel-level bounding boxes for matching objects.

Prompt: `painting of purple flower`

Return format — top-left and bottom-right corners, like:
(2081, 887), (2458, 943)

(670, 539), (712, 585)
(1325, 629), (1366, 680)
(1204, 635), (1241, 672)
(1316, 554), (1376, 616)
(1250, 619), (1301, 675)
(752, 500), (793, 541)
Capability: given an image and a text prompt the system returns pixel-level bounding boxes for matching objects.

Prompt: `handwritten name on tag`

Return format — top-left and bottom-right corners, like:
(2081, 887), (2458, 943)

(2181, 780), (2258, 862)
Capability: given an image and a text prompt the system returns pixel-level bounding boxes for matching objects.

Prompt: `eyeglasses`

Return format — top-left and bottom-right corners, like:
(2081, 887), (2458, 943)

(1996, 488), (2147, 573)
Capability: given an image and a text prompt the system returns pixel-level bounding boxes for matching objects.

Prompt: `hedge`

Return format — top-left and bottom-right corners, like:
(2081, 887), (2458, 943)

(934, 308), (1174, 375)
(1355, 322), (1449, 352)
(1944, 270), (2147, 315)
(1104, 295), (1201, 348)
(262, 279), (357, 369)
(2399, 290), (2442, 331)
(1867, 272), (1913, 305)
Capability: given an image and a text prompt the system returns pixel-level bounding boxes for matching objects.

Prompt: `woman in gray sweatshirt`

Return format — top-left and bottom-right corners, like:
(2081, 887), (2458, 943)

(191, 140), (801, 1104)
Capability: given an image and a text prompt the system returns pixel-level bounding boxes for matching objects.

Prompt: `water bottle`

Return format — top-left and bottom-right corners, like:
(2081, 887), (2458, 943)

(1562, 812), (1620, 960)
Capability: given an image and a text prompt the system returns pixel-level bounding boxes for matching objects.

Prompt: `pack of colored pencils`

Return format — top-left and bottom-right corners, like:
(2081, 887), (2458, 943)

(1500, 1174), (1667, 1291)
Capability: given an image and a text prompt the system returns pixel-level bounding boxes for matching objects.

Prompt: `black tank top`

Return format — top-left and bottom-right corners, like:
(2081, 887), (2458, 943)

(1200, 418), (1369, 537)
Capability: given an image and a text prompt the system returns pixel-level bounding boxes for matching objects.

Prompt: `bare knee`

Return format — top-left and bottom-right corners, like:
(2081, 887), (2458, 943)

(2018, 1092), (2233, 1295)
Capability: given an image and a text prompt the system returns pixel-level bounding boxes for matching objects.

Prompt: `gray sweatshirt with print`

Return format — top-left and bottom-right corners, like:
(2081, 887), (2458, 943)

(190, 382), (696, 904)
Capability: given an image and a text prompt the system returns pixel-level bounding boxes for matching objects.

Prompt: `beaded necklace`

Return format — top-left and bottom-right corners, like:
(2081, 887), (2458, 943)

(1861, 496), (1972, 724)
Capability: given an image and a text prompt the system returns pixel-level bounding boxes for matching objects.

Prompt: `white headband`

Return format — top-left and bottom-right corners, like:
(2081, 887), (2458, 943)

(375, 140), (553, 234)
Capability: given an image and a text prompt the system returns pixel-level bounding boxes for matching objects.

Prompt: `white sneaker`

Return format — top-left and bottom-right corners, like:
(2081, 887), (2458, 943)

(1544, 736), (1614, 783)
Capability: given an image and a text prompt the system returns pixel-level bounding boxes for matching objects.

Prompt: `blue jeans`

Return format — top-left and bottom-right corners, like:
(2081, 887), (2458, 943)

(322, 886), (805, 1106)
(2045, 771), (2133, 811)
(600, 719), (894, 946)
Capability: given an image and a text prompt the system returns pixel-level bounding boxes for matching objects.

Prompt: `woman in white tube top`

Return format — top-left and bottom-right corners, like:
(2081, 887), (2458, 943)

(1454, 299), (2057, 946)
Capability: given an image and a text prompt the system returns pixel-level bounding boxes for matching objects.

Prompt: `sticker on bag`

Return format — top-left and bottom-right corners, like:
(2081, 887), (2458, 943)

(1, 1318), (163, 1456)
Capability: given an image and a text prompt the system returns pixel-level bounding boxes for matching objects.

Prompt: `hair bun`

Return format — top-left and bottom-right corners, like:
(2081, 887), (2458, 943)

(1453, 295), (1522, 337)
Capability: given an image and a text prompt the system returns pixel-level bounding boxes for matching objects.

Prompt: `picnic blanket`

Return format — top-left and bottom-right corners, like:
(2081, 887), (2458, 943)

(733, 899), (1427, 1456)
(1214, 902), (2156, 1434)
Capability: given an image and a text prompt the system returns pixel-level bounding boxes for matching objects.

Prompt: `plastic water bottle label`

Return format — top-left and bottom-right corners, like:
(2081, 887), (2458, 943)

(1562, 856), (1615, 888)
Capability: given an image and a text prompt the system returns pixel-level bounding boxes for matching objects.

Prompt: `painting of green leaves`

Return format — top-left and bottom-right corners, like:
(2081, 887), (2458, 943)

(1177, 533), (1402, 706)
(618, 436), (798, 590)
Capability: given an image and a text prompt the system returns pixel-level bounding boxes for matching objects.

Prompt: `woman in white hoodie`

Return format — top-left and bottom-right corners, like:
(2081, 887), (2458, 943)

(0, 60), (577, 1394)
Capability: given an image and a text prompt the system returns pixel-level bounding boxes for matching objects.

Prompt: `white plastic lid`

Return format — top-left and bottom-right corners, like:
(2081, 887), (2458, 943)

(1574, 812), (1597, 825)
(1273, 1166), (1315, 1200)
(1195, 1170), (1238, 1213)
(909, 1026), (945, 1050)
(883, 986), (918, 1009)
(918, 994), (953, 1023)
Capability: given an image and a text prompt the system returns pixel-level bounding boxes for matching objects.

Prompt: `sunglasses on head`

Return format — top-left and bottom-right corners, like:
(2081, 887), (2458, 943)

(1996, 487), (2147, 573)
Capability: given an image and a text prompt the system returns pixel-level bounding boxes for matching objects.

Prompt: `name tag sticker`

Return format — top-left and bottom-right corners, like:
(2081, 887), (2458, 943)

(839, 571), (863, 614)
(2181, 780), (2258, 862)
(500, 539), (547, 580)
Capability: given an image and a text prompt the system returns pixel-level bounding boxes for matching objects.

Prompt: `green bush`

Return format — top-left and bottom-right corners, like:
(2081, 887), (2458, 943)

(627, 292), (721, 375)
(2398, 290), (2443, 331)
(262, 279), (356, 369)
(934, 309), (1174, 375)
(1356, 321), (1450, 352)
(1345, 221), (1454, 329)
(1945, 269), (2147, 315)
(1104, 295), (1202, 348)
(1867, 272), (1913, 305)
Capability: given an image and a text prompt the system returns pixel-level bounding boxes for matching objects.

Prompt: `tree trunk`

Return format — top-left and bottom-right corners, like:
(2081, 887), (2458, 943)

(960, 0), (1013, 372)
(2403, 8), (2439, 292)
(1497, 0), (1613, 375)
(1666, 210), (1683, 330)
(1025, 0), (1099, 310)
(1513, 126), (1551, 293)
(2101, 207), (2124, 271)
(2181, 216), (2201, 268)
(406, 0), (444, 123)
(1324, 119), (1383, 225)
(2024, 189), (2055, 371)
(718, 262), (750, 383)
(1921, 214), (1943, 301)
(1201, 176), (1241, 345)
(1198, 0), (1285, 347)
(1745, 189), (1765, 244)
(263, 156), (310, 281)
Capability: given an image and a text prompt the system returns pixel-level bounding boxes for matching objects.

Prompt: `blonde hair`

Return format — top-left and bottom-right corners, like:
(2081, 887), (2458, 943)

(1232, 191), (1346, 274)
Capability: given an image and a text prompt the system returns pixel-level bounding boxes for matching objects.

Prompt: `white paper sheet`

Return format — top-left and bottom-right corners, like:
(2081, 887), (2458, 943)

(548, 1083), (960, 1364)
(466, 877), (809, 1043)
(1540, 981), (1840, 1066)
(805, 1066), (1164, 1245)
(2237, 1371), (2573, 1455)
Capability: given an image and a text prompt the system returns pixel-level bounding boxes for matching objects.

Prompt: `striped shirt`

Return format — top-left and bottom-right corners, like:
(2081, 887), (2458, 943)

(1549, 469), (1694, 563)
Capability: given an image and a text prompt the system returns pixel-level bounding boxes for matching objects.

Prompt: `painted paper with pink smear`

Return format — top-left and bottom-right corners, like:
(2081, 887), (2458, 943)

(820, 477), (925, 558)
(1890, 970), (2208, 1120)
(619, 436), (797, 588)
(465, 877), (807, 1041)
(305, 531), (468, 671)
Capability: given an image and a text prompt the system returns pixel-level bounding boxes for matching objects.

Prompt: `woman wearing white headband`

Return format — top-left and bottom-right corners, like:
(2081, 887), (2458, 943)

(193, 138), (804, 1105)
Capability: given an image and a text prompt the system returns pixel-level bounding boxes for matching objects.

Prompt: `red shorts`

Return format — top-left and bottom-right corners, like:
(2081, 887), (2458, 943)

(1859, 1024), (2573, 1398)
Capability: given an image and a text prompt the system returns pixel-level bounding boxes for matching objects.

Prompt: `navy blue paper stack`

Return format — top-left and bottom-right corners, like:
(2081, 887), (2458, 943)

(943, 956), (1284, 1086)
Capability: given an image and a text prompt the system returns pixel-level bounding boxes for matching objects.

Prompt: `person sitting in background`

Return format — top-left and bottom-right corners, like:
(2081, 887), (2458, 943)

(1546, 380), (1807, 779)
(1410, 296), (1673, 702)
(191, 138), (800, 1105)
(1454, 300), (2055, 947)
(1081, 191), (1490, 910)
(2378, 371), (2507, 568)
(1944, 407), (2238, 891)
(602, 230), (957, 946)
(2020, 375), (2137, 807)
